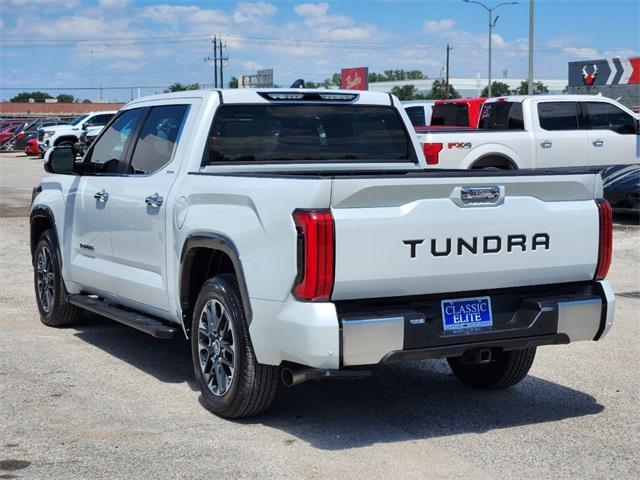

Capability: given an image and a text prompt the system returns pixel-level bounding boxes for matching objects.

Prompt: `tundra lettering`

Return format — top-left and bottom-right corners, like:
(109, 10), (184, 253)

(404, 234), (551, 258)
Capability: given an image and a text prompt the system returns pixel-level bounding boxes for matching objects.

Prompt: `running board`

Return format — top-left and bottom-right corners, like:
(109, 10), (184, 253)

(68, 294), (178, 339)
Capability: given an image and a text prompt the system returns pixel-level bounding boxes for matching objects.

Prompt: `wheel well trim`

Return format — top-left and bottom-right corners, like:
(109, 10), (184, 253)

(54, 135), (79, 145)
(470, 153), (519, 169)
(30, 205), (60, 266)
(179, 232), (253, 329)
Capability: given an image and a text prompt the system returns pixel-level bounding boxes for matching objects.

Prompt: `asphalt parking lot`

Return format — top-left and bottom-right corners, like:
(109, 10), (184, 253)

(0, 151), (638, 480)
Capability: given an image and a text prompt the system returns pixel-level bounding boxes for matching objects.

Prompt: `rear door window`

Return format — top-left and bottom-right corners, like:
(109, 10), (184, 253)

(479, 102), (524, 130)
(405, 106), (426, 127)
(537, 102), (581, 131)
(128, 105), (189, 175)
(202, 104), (414, 165)
(584, 102), (636, 134)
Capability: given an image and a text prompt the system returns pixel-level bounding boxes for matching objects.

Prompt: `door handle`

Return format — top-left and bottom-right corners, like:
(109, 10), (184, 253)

(94, 190), (109, 202)
(145, 193), (163, 208)
(592, 139), (604, 147)
(540, 140), (553, 149)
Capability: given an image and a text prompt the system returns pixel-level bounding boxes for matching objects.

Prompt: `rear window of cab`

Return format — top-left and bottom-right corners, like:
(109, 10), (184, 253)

(201, 104), (415, 165)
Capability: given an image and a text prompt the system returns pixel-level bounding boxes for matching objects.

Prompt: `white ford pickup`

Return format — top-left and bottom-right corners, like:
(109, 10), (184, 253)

(417, 95), (639, 169)
(32, 89), (615, 418)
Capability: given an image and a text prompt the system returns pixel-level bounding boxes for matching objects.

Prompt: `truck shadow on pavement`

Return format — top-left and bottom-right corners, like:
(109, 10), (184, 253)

(73, 314), (604, 450)
(256, 361), (604, 450)
(73, 313), (197, 390)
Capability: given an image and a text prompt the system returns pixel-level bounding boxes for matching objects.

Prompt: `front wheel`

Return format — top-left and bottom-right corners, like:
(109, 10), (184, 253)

(33, 229), (84, 327)
(191, 275), (279, 418)
(447, 347), (536, 390)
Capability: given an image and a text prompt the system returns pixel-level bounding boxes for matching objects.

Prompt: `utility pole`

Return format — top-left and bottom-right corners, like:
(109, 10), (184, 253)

(445, 44), (451, 99)
(527, 0), (534, 95)
(463, 0), (518, 97)
(204, 35), (228, 88)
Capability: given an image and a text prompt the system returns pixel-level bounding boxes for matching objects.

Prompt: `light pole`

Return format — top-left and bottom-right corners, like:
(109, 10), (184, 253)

(463, 0), (518, 97)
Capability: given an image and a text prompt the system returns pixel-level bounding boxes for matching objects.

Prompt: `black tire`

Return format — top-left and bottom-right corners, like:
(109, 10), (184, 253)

(447, 347), (536, 390)
(33, 229), (83, 327)
(191, 274), (279, 418)
(56, 140), (77, 156)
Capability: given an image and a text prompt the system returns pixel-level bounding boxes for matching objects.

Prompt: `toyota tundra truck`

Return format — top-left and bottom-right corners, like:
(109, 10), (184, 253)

(417, 95), (639, 169)
(32, 89), (615, 418)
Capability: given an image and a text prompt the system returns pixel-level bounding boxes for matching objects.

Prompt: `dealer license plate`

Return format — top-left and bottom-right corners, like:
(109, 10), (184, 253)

(441, 296), (493, 332)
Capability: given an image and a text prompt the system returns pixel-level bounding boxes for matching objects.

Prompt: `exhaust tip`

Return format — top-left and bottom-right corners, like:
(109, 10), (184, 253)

(281, 368), (295, 387)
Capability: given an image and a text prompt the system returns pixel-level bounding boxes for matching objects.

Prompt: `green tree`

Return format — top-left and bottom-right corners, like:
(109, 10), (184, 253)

(390, 85), (428, 100)
(56, 94), (75, 103)
(82, 99), (92, 104)
(481, 81), (512, 98)
(428, 79), (460, 99)
(228, 77), (239, 88)
(165, 82), (201, 93)
(10, 91), (53, 103)
(331, 72), (341, 86)
(513, 80), (549, 95)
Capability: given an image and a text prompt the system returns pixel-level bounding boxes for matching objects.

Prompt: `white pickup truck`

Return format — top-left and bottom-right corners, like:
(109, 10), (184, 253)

(32, 89), (615, 418)
(38, 111), (116, 156)
(417, 95), (639, 169)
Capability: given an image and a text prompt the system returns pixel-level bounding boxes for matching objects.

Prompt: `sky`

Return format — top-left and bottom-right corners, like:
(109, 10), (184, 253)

(0, 0), (638, 102)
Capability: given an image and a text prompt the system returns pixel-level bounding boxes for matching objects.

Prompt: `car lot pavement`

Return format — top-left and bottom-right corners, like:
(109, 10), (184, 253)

(0, 151), (638, 479)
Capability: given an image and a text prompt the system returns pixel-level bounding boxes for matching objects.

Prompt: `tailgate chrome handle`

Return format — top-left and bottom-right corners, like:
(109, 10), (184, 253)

(592, 139), (604, 147)
(145, 193), (163, 208)
(93, 190), (109, 202)
(540, 140), (552, 149)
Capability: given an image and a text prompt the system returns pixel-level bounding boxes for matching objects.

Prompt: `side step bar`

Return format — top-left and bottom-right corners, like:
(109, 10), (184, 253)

(68, 294), (178, 339)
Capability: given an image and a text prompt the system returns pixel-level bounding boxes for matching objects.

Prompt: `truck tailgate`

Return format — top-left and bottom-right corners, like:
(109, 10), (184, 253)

(330, 173), (600, 300)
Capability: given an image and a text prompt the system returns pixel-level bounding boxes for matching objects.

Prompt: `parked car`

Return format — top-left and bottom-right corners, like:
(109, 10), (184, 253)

(38, 111), (116, 156)
(602, 164), (640, 214)
(402, 101), (435, 128)
(3, 119), (69, 152)
(0, 122), (28, 149)
(34, 88), (615, 418)
(25, 138), (39, 156)
(416, 95), (640, 169)
(423, 98), (486, 130)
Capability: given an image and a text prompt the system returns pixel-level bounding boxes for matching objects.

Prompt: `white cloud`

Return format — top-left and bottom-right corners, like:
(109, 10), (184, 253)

(233, 2), (277, 23)
(14, 15), (125, 39)
(242, 60), (264, 71)
(563, 47), (598, 58)
(423, 19), (455, 34)
(140, 4), (229, 25)
(99, 0), (128, 9)
(294, 2), (330, 17)
(2, 0), (79, 8)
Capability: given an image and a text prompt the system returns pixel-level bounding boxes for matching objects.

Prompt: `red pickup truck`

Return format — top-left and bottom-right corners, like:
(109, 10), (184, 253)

(414, 98), (486, 132)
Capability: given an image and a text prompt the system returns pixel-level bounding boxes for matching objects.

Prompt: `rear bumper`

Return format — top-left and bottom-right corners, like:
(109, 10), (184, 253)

(338, 280), (614, 367)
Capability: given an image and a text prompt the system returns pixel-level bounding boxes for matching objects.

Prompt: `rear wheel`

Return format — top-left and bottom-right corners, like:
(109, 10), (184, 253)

(33, 230), (84, 327)
(191, 274), (279, 418)
(447, 347), (536, 390)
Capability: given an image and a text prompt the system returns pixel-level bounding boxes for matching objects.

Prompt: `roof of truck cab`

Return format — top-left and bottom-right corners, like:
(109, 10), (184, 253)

(484, 94), (618, 103)
(124, 88), (395, 107)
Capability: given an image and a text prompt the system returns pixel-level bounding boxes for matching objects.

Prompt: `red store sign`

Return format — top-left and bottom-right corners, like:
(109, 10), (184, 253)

(341, 67), (369, 90)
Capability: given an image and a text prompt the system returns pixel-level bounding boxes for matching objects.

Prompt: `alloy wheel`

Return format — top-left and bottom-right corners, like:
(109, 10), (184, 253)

(198, 299), (236, 396)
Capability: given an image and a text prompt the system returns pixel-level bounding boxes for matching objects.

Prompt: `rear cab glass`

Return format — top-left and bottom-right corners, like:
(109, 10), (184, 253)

(479, 102), (524, 130)
(430, 103), (469, 127)
(201, 104), (415, 166)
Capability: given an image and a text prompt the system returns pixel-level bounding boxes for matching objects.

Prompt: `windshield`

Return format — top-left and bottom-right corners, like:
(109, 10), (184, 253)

(70, 114), (89, 126)
(202, 104), (413, 165)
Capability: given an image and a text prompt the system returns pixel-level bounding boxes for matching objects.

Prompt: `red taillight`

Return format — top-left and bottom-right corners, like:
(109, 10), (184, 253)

(292, 209), (334, 301)
(17, 131), (24, 140)
(423, 142), (443, 165)
(595, 199), (613, 280)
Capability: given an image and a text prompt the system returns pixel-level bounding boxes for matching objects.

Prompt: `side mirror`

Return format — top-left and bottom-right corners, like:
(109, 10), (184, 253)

(44, 147), (76, 175)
